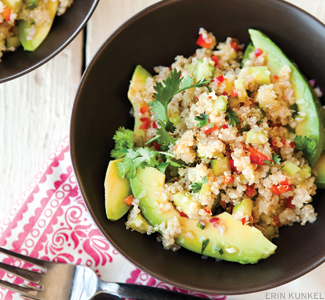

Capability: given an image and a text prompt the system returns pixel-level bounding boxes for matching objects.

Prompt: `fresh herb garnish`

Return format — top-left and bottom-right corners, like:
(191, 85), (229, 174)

(294, 135), (317, 164)
(116, 147), (159, 179)
(157, 162), (169, 174)
(191, 176), (208, 193)
(215, 245), (223, 255)
(263, 169), (272, 179)
(264, 160), (274, 166)
(110, 127), (134, 159)
(226, 108), (240, 127)
(241, 122), (249, 133)
(195, 113), (209, 128)
(272, 153), (281, 165)
(201, 238), (210, 254)
(149, 69), (211, 146)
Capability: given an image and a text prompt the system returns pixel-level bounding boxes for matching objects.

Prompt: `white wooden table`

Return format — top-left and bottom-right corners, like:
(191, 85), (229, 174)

(0, 0), (324, 298)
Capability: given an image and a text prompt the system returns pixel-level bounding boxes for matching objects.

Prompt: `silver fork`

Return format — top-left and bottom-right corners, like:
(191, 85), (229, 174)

(0, 247), (210, 300)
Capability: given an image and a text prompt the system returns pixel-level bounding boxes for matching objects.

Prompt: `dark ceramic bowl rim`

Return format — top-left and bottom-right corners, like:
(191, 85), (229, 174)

(1, 0), (100, 83)
(70, 0), (325, 295)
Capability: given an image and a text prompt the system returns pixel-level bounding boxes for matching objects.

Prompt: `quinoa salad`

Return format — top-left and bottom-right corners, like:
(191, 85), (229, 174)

(0, 0), (73, 59)
(105, 28), (324, 264)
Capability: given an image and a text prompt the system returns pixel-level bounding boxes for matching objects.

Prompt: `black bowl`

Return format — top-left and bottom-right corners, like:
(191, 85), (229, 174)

(0, 0), (99, 83)
(70, 0), (325, 295)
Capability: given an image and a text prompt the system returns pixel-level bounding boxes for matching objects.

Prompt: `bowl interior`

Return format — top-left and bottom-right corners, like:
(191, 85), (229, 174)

(70, 0), (325, 295)
(0, 0), (99, 83)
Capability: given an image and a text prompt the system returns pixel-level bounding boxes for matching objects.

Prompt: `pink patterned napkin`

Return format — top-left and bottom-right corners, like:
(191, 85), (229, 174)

(0, 137), (225, 300)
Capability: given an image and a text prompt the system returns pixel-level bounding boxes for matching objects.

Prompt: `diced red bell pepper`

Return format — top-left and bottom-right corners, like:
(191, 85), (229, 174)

(204, 209), (211, 214)
(3, 6), (11, 21)
(229, 159), (240, 174)
(245, 185), (256, 197)
(223, 175), (235, 184)
(273, 75), (279, 80)
(204, 124), (217, 135)
(123, 195), (134, 206)
(179, 211), (189, 218)
(241, 217), (246, 226)
(211, 55), (219, 66)
(152, 141), (161, 151)
(196, 33), (213, 48)
(152, 121), (158, 129)
(248, 147), (274, 165)
(273, 216), (282, 227)
(280, 178), (289, 185)
(140, 104), (150, 114)
(215, 75), (224, 85)
(231, 86), (238, 97)
(285, 197), (295, 209)
(281, 140), (295, 148)
(278, 184), (292, 194)
(230, 41), (239, 51)
(222, 92), (228, 96)
(271, 185), (280, 195)
(139, 117), (150, 130)
(254, 48), (263, 57)
(210, 217), (220, 227)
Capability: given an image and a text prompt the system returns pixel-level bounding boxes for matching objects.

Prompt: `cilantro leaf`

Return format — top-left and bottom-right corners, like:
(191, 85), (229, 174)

(111, 127), (134, 159)
(149, 69), (211, 147)
(191, 176), (208, 193)
(201, 238), (210, 254)
(241, 122), (249, 133)
(263, 169), (272, 179)
(202, 176), (208, 184)
(116, 147), (159, 179)
(264, 160), (274, 166)
(294, 135), (317, 164)
(195, 113), (209, 128)
(226, 108), (240, 127)
(157, 162), (169, 174)
(272, 153), (281, 165)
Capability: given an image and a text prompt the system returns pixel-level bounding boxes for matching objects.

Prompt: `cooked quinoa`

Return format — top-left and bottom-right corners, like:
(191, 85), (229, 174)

(0, 0), (73, 60)
(120, 28), (318, 253)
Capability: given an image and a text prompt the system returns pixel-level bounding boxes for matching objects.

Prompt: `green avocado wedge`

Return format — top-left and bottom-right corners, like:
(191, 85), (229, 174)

(248, 29), (325, 166)
(19, 0), (58, 51)
(242, 42), (255, 65)
(313, 152), (325, 189)
(104, 159), (131, 221)
(130, 167), (277, 264)
(127, 65), (152, 146)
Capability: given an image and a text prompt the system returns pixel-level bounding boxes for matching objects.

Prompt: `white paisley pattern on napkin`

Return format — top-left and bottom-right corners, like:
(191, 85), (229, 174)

(0, 136), (225, 300)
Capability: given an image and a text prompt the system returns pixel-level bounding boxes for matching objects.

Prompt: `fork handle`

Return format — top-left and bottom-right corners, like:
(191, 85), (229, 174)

(97, 280), (209, 300)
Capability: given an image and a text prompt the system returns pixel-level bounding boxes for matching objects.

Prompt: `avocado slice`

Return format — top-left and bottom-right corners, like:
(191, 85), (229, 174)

(242, 42), (255, 65)
(130, 167), (277, 264)
(127, 65), (152, 146)
(313, 152), (325, 188)
(19, 0), (58, 51)
(104, 159), (131, 221)
(2, 0), (22, 13)
(248, 29), (325, 166)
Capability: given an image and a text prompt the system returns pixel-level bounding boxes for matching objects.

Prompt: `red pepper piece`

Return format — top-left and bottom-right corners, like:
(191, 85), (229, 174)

(229, 159), (240, 174)
(140, 104), (150, 114)
(204, 124), (217, 135)
(285, 197), (295, 209)
(241, 217), (246, 226)
(222, 92), (228, 96)
(278, 184), (292, 194)
(223, 175), (235, 184)
(196, 34), (213, 48)
(152, 141), (161, 151)
(273, 75), (279, 80)
(271, 185), (280, 195)
(280, 178), (289, 185)
(179, 212), (189, 218)
(254, 48), (263, 57)
(139, 117), (150, 130)
(152, 121), (158, 129)
(123, 195), (134, 206)
(210, 217), (220, 227)
(204, 209), (211, 214)
(230, 41), (239, 51)
(248, 147), (274, 165)
(3, 7), (11, 21)
(211, 55), (219, 66)
(231, 86), (238, 97)
(273, 216), (282, 227)
(245, 185), (256, 197)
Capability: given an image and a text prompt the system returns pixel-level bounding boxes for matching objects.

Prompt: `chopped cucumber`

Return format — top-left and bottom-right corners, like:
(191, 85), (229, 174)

(170, 114), (182, 126)
(26, 0), (38, 9)
(234, 78), (247, 101)
(294, 165), (311, 185)
(196, 59), (214, 81)
(213, 96), (227, 112)
(233, 198), (253, 218)
(200, 183), (211, 196)
(282, 161), (301, 176)
(245, 129), (268, 144)
(5, 36), (21, 49)
(211, 157), (231, 176)
(243, 66), (271, 85)
(3, 0), (22, 13)
(172, 191), (201, 216)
